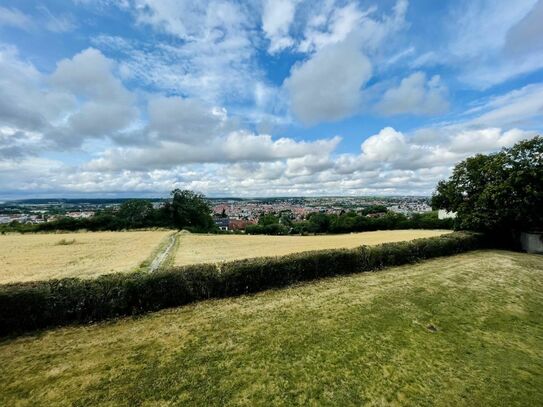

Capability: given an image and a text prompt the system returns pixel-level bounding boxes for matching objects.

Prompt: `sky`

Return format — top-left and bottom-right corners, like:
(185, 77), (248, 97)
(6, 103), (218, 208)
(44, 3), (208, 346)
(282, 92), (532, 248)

(0, 0), (542, 199)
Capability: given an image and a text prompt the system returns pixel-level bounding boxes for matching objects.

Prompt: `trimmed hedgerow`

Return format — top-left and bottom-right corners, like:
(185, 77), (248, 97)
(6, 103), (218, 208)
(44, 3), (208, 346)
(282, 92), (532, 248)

(0, 232), (485, 336)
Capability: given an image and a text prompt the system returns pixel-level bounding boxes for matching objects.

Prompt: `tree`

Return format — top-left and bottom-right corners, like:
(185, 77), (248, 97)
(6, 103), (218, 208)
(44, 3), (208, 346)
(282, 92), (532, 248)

(307, 212), (331, 233)
(361, 205), (388, 215)
(117, 200), (154, 228)
(431, 136), (543, 234)
(164, 189), (214, 230)
(258, 213), (279, 226)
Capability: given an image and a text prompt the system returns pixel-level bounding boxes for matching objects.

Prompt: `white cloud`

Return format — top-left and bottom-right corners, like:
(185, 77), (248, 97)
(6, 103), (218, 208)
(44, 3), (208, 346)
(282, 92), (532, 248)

(0, 6), (31, 30)
(448, 128), (532, 153)
(361, 127), (407, 162)
(51, 48), (131, 102)
(284, 40), (372, 124)
(504, 0), (543, 56)
(449, 0), (536, 59)
(147, 96), (229, 144)
(47, 48), (139, 147)
(377, 72), (449, 116)
(281, 0), (411, 124)
(116, 0), (259, 105)
(2, 1), (542, 197)
(466, 83), (543, 128)
(446, 0), (543, 88)
(85, 131), (342, 171)
(0, 44), (76, 132)
(0, 45), (140, 149)
(2, 121), (537, 197)
(298, 2), (366, 53)
(262, 0), (298, 54)
(298, 0), (408, 54)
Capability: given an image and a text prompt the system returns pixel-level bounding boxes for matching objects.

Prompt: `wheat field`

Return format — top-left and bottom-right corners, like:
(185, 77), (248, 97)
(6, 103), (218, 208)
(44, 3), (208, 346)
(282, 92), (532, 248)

(174, 229), (450, 266)
(0, 231), (171, 284)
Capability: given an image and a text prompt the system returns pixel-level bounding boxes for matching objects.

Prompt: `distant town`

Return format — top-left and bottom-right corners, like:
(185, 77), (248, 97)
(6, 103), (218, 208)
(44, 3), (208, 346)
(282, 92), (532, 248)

(0, 196), (433, 230)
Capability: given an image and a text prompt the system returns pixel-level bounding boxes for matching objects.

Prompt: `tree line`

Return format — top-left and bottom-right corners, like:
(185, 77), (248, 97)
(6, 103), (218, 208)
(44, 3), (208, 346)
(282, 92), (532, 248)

(246, 210), (453, 235)
(3, 189), (215, 233)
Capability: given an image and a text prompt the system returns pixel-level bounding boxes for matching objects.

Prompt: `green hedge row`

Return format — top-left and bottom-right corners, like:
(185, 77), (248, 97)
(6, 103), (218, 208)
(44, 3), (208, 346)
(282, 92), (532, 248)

(0, 232), (485, 336)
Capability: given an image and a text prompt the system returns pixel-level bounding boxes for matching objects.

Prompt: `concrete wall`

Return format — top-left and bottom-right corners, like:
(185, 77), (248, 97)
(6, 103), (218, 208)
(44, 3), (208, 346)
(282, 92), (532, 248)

(520, 232), (543, 254)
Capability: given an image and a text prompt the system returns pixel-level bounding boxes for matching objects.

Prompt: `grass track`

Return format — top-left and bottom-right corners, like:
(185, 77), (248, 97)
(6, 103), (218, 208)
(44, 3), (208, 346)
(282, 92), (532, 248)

(1, 250), (542, 406)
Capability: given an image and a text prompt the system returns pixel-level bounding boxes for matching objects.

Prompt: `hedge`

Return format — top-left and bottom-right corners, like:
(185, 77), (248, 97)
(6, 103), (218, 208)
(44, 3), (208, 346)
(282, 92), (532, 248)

(0, 232), (485, 336)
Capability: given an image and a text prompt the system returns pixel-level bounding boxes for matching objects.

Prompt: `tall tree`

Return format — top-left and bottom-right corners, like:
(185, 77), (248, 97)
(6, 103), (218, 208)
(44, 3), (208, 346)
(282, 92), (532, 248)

(118, 199), (154, 228)
(432, 136), (543, 234)
(164, 189), (214, 230)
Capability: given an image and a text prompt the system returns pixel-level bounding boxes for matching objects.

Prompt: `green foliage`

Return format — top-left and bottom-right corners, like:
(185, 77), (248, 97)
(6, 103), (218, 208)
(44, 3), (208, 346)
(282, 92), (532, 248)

(117, 200), (155, 228)
(0, 232), (484, 336)
(432, 136), (543, 234)
(2, 190), (216, 233)
(253, 211), (452, 235)
(258, 213), (280, 226)
(162, 189), (214, 231)
(361, 205), (388, 215)
(246, 223), (289, 235)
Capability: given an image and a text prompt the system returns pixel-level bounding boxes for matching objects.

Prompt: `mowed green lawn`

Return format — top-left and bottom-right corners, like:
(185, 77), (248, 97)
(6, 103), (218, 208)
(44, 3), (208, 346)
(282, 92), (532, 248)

(1, 250), (542, 406)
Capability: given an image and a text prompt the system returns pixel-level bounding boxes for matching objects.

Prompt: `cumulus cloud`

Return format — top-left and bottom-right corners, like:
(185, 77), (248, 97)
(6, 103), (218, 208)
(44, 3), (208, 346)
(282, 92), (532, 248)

(0, 46), (140, 149)
(85, 131), (342, 171)
(335, 125), (537, 175)
(2, 121), (537, 198)
(284, 40), (372, 124)
(282, 0), (410, 125)
(51, 48), (132, 102)
(47, 48), (139, 147)
(0, 45), (75, 132)
(146, 97), (228, 144)
(377, 72), (449, 116)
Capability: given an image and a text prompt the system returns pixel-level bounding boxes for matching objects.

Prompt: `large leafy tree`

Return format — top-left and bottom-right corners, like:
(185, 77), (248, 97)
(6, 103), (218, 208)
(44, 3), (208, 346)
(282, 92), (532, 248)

(164, 189), (214, 230)
(118, 199), (154, 228)
(431, 136), (543, 233)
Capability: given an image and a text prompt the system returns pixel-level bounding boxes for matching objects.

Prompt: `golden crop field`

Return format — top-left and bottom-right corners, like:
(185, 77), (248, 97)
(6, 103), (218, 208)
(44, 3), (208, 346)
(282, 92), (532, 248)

(174, 229), (450, 266)
(0, 231), (172, 284)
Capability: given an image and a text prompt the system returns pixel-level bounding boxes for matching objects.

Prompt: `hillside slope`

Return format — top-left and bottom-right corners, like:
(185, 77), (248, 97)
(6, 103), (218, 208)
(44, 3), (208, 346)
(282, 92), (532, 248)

(1, 250), (542, 406)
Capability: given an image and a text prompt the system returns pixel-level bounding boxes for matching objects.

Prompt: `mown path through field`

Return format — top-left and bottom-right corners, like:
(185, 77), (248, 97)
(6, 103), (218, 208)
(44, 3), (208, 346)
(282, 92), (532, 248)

(149, 232), (178, 272)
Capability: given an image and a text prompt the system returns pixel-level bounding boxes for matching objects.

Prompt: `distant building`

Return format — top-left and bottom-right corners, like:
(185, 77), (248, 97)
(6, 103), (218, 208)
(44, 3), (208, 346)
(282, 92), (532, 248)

(212, 204), (230, 216)
(228, 219), (256, 231)
(438, 209), (457, 219)
(213, 217), (229, 231)
(65, 211), (95, 219)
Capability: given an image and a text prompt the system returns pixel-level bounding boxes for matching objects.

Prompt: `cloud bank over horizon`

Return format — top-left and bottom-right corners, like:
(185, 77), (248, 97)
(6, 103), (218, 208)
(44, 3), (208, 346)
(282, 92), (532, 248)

(0, 0), (542, 198)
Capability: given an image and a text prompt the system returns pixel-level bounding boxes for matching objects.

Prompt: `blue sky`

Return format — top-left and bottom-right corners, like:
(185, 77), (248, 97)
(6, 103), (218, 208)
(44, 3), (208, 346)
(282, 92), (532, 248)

(0, 0), (542, 198)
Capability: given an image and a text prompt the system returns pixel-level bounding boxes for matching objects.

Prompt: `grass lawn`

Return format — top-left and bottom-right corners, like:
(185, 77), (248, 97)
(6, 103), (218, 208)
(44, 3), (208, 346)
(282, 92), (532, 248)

(1, 250), (542, 406)
(174, 229), (450, 266)
(0, 230), (172, 283)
